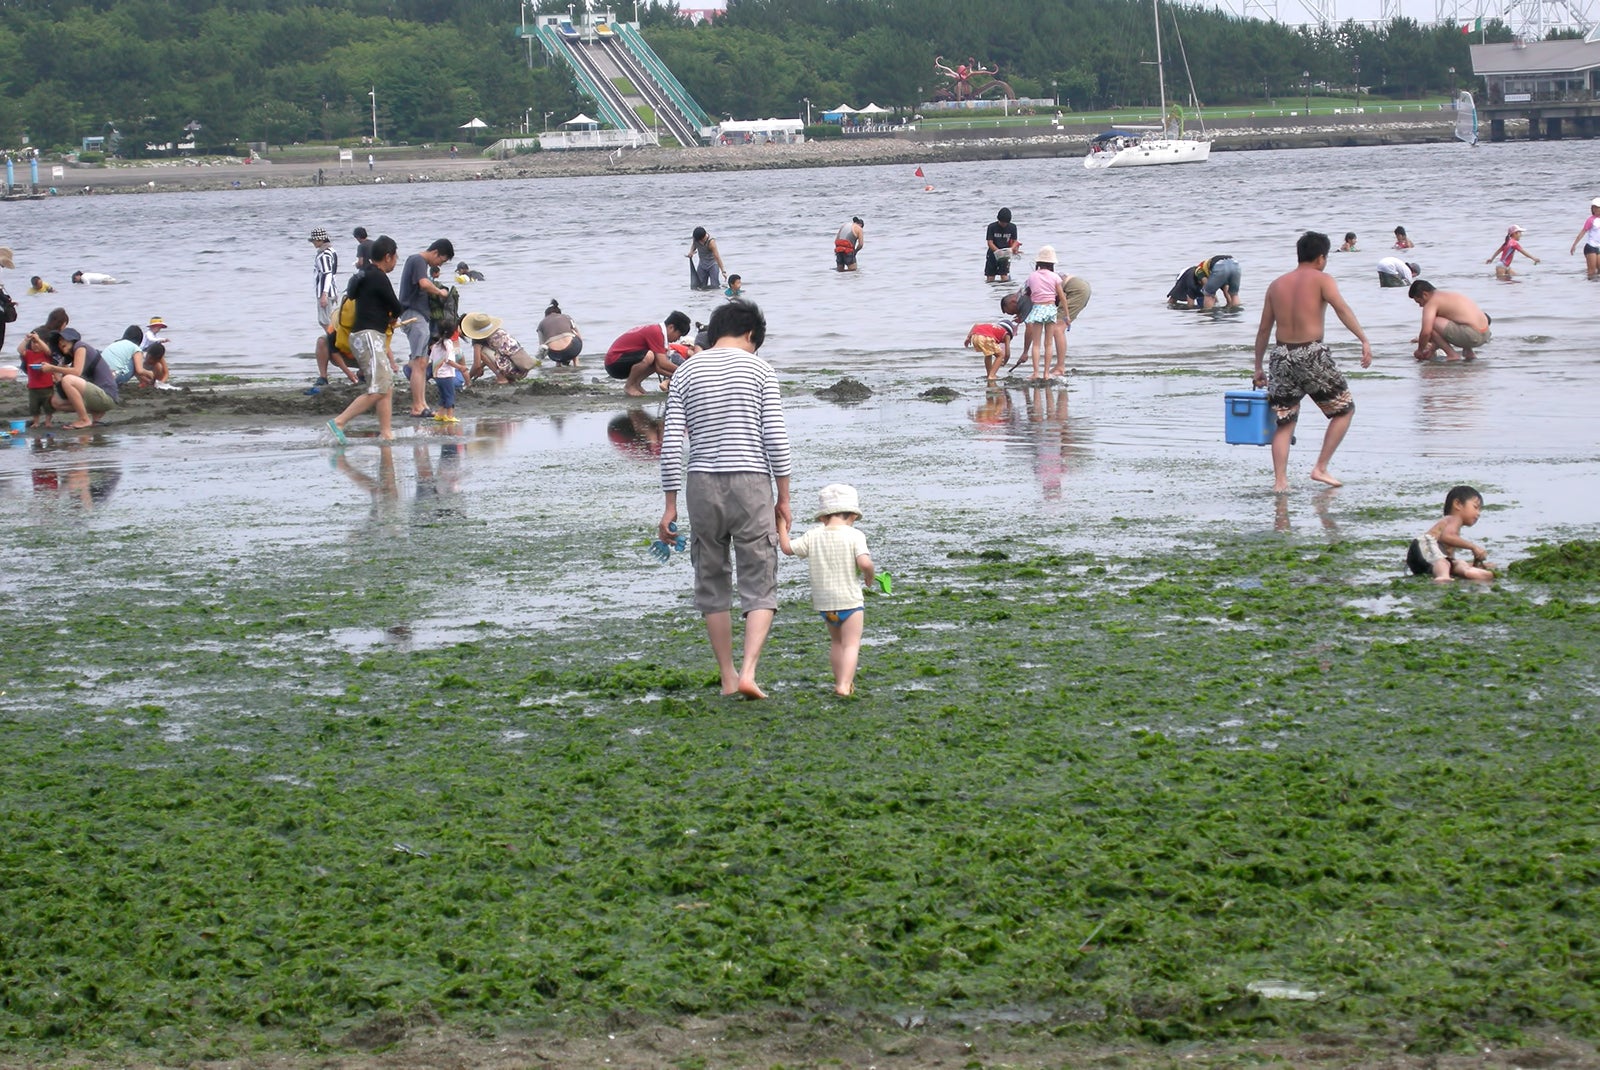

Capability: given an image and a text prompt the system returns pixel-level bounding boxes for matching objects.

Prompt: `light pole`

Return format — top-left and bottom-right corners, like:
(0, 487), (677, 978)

(1303, 70), (1311, 115)
(524, 108), (533, 134)
(801, 97), (811, 125)
(1448, 66), (1457, 99)
(543, 110), (555, 131)
(1052, 79), (1059, 107)
(369, 87), (378, 142)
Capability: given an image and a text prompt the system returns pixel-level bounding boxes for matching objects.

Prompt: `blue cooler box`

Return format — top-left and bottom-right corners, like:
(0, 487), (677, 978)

(1224, 390), (1273, 445)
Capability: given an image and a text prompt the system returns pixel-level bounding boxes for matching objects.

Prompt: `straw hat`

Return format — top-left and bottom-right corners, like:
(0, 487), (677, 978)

(148, 315), (167, 328)
(460, 311), (502, 340)
(0, 247), (13, 270)
(815, 483), (861, 520)
(1035, 245), (1057, 265)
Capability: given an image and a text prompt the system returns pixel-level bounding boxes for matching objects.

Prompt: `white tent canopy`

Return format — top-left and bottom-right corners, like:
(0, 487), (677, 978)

(856, 102), (890, 114)
(828, 104), (856, 113)
(459, 117), (488, 129)
(563, 113), (600, 127)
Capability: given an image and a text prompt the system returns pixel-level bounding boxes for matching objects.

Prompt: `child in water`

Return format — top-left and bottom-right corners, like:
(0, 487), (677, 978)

(965, 319), (1016, 382)
(724, 274), (743, 299)
(1406, 484), (1496, 583)
(1569, 197), (1600, 280)
(1022, 245), (1070, 383)
(1338, 232), (1357, 252)
(1486, 225), (1539, 279)
(1393, 225), (1415, 250)
(779, 484), (879, 697)
(429, 313), (466, 424)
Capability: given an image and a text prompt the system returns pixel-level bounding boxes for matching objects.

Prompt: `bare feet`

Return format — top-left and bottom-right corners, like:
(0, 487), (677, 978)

(1461, 347), (1476, 360)
(736, 676), (768, 700)
(1309, 468), (1343, 488)
(624, 386), (647, 397)
(64, 421), (93, 430)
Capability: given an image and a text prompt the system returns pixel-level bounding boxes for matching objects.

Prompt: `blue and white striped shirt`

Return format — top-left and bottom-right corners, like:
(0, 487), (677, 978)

(660, 346), (791, 494)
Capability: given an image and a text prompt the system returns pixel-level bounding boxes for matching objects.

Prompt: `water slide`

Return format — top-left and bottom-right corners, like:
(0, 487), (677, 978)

(534, 24), (634, 131)
(596, 34), (702, 146)
(530, 20), (708, 146)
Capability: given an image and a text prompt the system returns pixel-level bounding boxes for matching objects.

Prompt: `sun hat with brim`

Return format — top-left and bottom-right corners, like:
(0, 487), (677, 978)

(0, 247), (13, 270)
(148, 316), (167, 328)
(460, 312), (502, 340)
(1592, 198), (1600, 210)
(309, 227), (330, 243)
(815, 483), (861, 520)
(1035, 245), (1058, 265)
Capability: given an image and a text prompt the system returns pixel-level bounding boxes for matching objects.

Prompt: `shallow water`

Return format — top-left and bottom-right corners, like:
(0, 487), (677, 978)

(2, 142), (1598, 636)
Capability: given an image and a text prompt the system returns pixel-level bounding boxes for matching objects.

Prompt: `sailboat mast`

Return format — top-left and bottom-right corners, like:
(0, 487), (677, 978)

(1153, 0), (1169, 136)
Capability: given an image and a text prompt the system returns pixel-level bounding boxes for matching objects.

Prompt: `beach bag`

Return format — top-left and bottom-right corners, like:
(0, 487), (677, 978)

(0, 286), (16, 324)
(332, 294), (357, 354)
(428, 285), (459, 346)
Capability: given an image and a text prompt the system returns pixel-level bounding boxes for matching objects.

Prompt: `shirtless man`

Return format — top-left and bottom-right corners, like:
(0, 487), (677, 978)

(1252, 231), (1373, 493)
(1408, 281), (1491, 361)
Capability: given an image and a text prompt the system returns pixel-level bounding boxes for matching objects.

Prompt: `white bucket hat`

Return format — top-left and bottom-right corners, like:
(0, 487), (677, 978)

(815, 483), (861, 520)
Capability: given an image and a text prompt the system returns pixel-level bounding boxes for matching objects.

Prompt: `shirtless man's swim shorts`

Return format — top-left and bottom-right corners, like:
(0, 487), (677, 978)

(1266, 341), (1354, 425)
(1439, 319), (1491, 349)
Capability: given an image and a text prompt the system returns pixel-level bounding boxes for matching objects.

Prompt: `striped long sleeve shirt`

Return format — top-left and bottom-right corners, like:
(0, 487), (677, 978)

(659, 346), (791, 494)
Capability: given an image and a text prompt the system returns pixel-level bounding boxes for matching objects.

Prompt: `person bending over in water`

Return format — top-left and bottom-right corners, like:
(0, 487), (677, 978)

(965, 319), (1015, 382)
(1486, 225), (1538, 279)
(1406, 484), (1496, 583)
(1408, 280), (1491, 361)
(834, 217), (864, 272)
(1252, 230), (1373, 493)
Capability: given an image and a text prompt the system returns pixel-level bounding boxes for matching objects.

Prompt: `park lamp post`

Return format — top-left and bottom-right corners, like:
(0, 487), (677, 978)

(1303, 70), (1311, 115)
(543, 110), (555, 131)
(369, 87), (378, 142)
(1053, 79), (1059, 107)
(801, 97), (812, 125)
(1449, 66), (1457, 98)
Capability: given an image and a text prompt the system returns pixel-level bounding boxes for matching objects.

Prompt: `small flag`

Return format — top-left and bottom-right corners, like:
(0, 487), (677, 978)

(1460, 16), (1481, 32)
(914, 166), (924, 177)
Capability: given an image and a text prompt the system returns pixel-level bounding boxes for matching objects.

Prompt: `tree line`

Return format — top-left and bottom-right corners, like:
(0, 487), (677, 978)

(0, 0), (1508, 154)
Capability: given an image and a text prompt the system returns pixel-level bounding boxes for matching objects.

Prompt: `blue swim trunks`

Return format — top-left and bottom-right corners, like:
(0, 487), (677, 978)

(821, 607), (862, 625)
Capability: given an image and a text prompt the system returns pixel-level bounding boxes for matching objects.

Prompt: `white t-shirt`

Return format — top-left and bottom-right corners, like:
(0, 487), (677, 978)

(1376, 257), (1413, 283)
(789, 524), (869, 611)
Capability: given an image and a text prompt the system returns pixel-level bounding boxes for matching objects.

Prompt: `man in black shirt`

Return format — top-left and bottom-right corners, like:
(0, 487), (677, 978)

(985, 207), (1019, 283)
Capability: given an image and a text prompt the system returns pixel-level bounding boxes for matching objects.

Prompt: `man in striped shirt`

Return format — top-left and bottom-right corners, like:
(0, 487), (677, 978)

(306, 227), (356, 393)
(659, 300), (792, 700)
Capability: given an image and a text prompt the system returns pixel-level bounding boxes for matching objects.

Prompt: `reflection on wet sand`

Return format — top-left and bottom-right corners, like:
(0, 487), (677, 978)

(607, 406), (665, 460)
(970, 384), (1089, 500)
(8, 432), (124, 511)
(1274, 487), (1341, 536)
(1415, 359), (1487, 435)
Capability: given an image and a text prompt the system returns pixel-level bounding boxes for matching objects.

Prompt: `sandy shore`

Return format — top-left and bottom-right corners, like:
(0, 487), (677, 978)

(53, 111), (1490, 195)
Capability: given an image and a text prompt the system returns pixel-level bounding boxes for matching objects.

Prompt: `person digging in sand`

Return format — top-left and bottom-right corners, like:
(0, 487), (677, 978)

(658, 300), (791, 700)
(1406, 484), (1496, 583)
(1252, 230), (1373, 493)
(779, 483), (879, 697)
(1408, 281), (1491, 362)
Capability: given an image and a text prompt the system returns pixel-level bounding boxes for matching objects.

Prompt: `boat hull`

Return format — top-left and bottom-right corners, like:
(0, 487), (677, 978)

(1083, 138), (1211, 169)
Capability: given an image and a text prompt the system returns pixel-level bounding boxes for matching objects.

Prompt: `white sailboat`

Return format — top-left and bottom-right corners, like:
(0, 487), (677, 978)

(1084, 0), (1210, 169)
(1454, 90), (1480, 145)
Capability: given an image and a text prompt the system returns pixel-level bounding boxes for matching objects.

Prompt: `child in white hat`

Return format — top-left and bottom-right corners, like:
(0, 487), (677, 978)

(779, 483), (878, 697)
